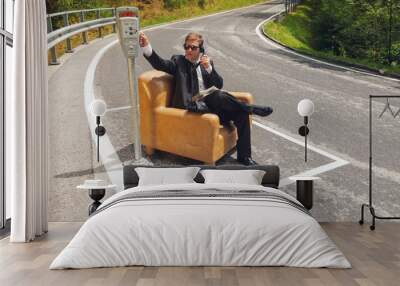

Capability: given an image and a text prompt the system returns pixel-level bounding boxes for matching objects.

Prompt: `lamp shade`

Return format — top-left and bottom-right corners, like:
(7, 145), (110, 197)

(90, 99), (107, 116)
(297, 99), (314, 117)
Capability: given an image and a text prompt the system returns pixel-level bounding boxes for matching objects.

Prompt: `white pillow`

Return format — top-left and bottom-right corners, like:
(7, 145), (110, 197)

(200, 169), (265, 185)
(135, 167), (200, 186)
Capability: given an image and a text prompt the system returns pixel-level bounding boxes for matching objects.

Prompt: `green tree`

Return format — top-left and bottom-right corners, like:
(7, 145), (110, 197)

(309, 0), (400, 64)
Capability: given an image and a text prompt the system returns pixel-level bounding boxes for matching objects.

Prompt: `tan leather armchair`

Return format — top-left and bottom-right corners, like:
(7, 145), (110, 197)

(138, 70), (253, 165)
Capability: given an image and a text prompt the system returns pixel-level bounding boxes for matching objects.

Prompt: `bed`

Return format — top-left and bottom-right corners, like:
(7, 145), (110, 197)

(50, 165), (351, 269)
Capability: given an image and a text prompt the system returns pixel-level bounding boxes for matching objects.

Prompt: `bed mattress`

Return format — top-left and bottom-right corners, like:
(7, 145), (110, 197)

(50, 183), (351, 269)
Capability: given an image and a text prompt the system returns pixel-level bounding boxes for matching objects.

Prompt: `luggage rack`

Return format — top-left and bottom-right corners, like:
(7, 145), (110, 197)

(360, 95), (400, 230)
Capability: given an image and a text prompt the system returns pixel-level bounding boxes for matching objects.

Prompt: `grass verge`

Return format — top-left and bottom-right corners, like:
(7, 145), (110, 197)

(263, 2), (400, 77)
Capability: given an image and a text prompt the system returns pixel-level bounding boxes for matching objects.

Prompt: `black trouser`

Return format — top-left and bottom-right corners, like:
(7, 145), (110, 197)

(203, 90), (251, 159)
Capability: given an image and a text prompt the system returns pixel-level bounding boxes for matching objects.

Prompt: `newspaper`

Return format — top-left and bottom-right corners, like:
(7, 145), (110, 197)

(191, 86), (221, 102)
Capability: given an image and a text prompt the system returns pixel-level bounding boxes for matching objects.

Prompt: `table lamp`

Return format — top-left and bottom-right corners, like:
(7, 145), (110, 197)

(297, 99), (314, 162)
(90, 99), (107, 162)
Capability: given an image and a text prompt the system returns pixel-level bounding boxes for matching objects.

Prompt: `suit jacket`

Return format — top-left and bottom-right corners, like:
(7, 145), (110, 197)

(144, 50), (224, 109)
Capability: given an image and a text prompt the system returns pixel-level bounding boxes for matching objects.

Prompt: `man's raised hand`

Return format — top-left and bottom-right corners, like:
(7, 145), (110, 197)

(200, 55), (211, 69)
(139, 32), (149, 47)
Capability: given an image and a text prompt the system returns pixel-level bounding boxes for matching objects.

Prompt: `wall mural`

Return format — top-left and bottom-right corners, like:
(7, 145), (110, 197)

(46, 0), (400, 223)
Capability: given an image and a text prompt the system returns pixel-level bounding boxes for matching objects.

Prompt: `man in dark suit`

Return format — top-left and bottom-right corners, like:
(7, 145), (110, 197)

(139, 31), (273, 166)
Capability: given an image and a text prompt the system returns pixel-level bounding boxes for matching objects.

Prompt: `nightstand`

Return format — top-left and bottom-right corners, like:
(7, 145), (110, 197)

(289, 176), (320, 210)
(77, 182), (116, 215)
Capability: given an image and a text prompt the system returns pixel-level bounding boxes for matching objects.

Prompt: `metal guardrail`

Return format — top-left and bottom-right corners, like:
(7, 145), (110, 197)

(47, 8), (117, 65)
(284, 0), (301, 14)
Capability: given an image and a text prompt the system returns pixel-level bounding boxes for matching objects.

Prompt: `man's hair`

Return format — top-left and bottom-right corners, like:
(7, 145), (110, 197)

(184, 32), (204, 47)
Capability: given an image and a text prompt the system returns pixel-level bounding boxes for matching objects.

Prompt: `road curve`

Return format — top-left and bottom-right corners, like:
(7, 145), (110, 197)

(95, 0), (400, 221)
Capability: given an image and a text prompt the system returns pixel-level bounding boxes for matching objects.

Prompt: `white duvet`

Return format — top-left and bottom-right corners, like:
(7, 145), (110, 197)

(50, 183), (351, 269)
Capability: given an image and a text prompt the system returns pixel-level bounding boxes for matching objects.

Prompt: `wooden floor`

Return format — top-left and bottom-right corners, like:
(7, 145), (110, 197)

(0, 222), (399, 286)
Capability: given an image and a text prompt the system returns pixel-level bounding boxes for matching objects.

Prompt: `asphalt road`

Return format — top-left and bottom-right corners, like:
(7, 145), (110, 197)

(80, 1), (400, 221)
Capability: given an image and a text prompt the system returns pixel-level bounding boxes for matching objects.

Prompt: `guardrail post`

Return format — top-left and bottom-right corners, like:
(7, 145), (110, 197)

(80, 11), (88, 44)
(96, 10), (103, 38)
(63, 13), (74, 53)
(112, 9), (116, 33)
(47, 16), (60, 65)
(284, 0), (288, 15)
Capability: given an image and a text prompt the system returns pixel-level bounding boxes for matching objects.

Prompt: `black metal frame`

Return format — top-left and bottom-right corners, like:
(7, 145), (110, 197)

(359, 95), (400, 230)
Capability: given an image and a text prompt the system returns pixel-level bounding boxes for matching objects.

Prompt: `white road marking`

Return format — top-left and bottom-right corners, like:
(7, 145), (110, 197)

(252, 121), (349, 187)
(107, 106), (131, 112)
(84, 40), (124, 190)
(253, 121), (346, 162)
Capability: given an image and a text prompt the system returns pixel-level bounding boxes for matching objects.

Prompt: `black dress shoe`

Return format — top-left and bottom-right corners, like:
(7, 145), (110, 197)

(250, 105), (273, 117)
(237, 157), (258, 166)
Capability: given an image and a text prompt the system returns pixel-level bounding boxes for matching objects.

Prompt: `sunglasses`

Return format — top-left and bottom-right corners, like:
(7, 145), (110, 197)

(183, 44), (200, 51)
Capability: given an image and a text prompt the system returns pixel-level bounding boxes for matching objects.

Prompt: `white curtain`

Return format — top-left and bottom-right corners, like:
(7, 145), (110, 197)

(8, 0), (49, 242)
